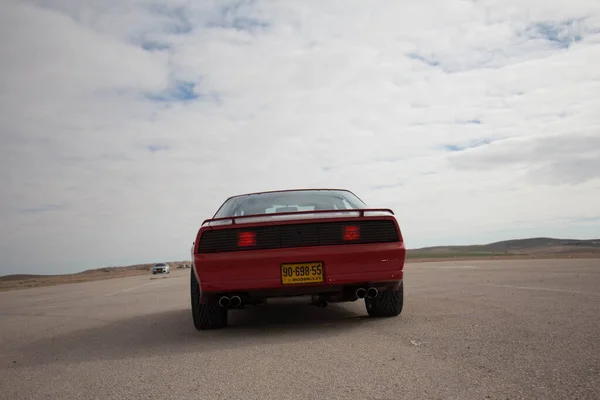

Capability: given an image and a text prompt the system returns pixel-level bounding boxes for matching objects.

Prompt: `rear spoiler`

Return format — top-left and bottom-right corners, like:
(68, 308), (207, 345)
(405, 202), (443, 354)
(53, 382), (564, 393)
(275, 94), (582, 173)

(201, 208), (395, 227)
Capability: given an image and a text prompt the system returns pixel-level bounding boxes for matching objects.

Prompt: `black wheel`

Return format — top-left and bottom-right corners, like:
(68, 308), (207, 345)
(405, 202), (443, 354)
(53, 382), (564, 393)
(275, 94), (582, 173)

(365, 281), (404, 318)
(190, 268), (228, 330)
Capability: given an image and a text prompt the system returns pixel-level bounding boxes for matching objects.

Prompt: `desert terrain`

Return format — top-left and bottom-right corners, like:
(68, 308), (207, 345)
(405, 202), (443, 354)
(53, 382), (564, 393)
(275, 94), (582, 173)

(1, 258), (598, 399)
(0, 261), (191, 292)
(1, 237), (598, 292)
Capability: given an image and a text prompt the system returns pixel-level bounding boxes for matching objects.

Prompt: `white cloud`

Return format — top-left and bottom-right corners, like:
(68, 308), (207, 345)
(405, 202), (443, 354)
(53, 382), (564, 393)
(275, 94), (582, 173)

(1, 0), (600, 274)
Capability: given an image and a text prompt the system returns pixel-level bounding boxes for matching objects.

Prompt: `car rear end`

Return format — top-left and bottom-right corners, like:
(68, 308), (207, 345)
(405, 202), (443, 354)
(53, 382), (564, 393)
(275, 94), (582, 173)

(192, 209), (405, 303)
(189, 189), (407, 330)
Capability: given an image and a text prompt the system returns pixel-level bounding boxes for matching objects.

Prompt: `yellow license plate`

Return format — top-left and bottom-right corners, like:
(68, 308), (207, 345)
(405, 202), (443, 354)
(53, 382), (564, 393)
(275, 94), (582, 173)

(281, 262), (324, 285)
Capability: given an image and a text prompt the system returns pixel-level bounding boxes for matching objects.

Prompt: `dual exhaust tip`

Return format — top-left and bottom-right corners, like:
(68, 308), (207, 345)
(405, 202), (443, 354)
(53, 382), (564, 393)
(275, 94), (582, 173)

(218, 295), (241, 308)
(356, 287), (378, 299)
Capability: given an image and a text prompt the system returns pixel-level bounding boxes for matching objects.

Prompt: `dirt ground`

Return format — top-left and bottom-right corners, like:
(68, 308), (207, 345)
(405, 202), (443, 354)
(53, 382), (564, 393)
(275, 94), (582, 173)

(1, 253), (598, 292)
(0, 269), (149, 292)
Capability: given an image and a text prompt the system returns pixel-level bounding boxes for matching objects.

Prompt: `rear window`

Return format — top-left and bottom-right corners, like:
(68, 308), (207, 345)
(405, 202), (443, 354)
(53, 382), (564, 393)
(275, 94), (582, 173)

(213, 189), (367, 218)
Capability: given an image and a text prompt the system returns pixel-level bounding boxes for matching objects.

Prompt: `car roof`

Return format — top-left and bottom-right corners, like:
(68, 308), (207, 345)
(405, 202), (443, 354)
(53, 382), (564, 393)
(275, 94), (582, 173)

(222, 188), (356, 201)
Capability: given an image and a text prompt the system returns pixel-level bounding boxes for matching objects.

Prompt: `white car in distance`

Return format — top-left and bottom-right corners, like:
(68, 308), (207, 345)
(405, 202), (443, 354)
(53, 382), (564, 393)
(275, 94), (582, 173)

(152, 263), (170, 275)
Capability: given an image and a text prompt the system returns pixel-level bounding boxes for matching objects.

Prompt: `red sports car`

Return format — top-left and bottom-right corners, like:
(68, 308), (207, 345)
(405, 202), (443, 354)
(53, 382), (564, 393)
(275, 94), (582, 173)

(190, 188), (406, 330)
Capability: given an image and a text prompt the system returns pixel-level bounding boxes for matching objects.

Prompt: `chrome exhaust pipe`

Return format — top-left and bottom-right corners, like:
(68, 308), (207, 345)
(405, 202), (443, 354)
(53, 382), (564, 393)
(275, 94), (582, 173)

(218, 296), (230, 308)
(230, 295), (241, 308)
(366, 287), (378, 299)
(355, 288), (367, 299)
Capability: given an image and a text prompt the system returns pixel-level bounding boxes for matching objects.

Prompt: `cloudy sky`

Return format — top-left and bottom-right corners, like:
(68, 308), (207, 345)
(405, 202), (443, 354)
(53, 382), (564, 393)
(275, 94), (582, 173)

(1, 0), (600, 275)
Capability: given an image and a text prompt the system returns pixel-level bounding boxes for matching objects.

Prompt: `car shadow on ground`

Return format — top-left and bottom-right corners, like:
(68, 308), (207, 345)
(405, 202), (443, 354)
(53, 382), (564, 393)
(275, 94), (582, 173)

(12, 299), (381, 368)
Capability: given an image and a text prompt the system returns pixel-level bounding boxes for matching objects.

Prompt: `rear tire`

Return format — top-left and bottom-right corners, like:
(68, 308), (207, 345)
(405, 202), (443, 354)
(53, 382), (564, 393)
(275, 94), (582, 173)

(190, 268), (227, 330)
(365, 281), (404, 318)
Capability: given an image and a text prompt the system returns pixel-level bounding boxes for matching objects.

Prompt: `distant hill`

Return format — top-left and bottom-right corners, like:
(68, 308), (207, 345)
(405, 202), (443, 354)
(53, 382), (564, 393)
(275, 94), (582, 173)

(0, 261), (191, 283)
(407, 237), (600, 259)
(0, 274), (46, 282)
(78, 260), (191, 274)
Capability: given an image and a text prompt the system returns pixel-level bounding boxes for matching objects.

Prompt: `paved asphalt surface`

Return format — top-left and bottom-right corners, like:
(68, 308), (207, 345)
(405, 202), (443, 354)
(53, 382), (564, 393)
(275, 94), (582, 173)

(1, 259), (599, 400)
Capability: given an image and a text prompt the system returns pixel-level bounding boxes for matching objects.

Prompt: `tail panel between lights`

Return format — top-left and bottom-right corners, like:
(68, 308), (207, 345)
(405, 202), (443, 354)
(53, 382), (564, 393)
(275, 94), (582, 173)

(197, 220), (400, 254)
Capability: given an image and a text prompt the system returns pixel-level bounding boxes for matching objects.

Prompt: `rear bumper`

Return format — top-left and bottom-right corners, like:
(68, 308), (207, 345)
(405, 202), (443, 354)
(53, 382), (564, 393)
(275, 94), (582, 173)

(193, 241), (405, 294)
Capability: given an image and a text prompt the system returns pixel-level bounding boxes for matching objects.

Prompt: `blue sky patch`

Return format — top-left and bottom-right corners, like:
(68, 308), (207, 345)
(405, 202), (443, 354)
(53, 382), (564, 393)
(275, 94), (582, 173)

(524, 18), (585, 49)
(171, 81), (198, 101)
(459, 119), (481, 125)
(207, 1), (269, 33)
(406, 52), (440, 67)
(141, 40), (170, 51)
(147, 144), (169, 153)
(443, 138), (495, 152)
(444, 144), (463, 152)
(145, 81), (201, 102)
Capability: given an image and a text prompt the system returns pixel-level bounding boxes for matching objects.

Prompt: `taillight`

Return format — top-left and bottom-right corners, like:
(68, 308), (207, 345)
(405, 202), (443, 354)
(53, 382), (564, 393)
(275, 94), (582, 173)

(238, 231), (256, 247)
(343, 225), (360, 241)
